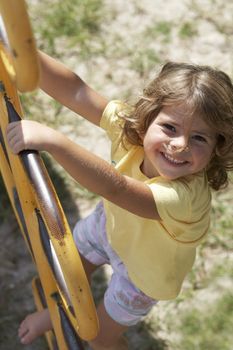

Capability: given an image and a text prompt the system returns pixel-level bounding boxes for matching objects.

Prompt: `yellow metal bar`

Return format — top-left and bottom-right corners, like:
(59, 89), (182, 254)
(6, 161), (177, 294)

(0, 2), (99, 347)
(0, 0), (39, 92)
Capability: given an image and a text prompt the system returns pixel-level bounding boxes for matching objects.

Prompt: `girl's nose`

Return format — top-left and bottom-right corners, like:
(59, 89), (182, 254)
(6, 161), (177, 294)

(168, 137), (189, 153)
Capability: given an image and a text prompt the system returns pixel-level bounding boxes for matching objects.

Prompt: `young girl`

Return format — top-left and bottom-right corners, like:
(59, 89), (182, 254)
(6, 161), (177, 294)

(7, 53), (233, 350)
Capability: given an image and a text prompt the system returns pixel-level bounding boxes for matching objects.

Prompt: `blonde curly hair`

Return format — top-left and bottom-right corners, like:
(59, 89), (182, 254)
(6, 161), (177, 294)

(121, 62), (233, 190)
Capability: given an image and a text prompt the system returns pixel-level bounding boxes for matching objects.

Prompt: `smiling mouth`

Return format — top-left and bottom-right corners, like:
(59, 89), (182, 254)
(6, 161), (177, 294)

(161, 152), (188, 165)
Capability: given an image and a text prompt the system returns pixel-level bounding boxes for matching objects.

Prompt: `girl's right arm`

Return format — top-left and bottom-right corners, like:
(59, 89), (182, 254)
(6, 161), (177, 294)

(38, 51), (108, 126)
(7, 120), (160, 220)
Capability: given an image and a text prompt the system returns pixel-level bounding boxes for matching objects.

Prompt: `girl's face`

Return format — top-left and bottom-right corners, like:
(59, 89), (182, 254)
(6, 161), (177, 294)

(141, 104), (217, 180)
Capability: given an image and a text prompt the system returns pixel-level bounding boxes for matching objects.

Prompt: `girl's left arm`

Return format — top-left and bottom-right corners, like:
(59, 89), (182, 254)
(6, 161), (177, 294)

(7, 121), (160, 220)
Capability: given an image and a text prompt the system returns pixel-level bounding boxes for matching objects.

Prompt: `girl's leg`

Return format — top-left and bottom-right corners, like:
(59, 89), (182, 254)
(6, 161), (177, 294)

(18, 301), (129, 349)
(80, 254), (100, 283)
(89, 301), (128, 350)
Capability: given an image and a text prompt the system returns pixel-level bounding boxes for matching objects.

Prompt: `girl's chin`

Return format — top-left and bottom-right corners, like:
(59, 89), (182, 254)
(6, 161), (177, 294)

(156, 164), (190, 180)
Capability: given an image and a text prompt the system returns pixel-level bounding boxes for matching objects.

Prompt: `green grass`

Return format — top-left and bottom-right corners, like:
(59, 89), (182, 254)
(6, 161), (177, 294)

(29, 0), (104, 58)
(178, 22), (198, 39)
(130, 48), (161, 77)
(207, 187), (233, 250)
(21, 0), (106, 130)
(129, 21), (172, 76)
(145, 21), (172, 41)
(208, 261), (233, 282)
(174, 292), (233, 350)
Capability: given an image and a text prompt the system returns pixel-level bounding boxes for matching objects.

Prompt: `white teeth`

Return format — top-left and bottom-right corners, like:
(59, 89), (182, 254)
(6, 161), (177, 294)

(163, 153), (186, 164)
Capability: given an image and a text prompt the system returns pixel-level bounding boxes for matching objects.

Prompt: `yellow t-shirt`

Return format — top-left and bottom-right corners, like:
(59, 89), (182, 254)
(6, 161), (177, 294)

(100, 100), (211, 300)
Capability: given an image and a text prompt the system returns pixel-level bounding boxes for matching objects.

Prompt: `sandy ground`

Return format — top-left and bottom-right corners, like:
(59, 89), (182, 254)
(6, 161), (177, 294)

(0, 0), (232, 349)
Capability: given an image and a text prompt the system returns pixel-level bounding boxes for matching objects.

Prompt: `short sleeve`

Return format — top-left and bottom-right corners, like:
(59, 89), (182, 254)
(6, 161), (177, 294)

(148, 176), (211, 243)
(100, 100), (130, 164)
(100, 100), (124, 142)
(149, 181), (191, 238)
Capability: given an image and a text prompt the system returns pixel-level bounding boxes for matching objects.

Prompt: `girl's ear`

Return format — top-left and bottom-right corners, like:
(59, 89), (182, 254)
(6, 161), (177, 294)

(215, 134), (225, 157)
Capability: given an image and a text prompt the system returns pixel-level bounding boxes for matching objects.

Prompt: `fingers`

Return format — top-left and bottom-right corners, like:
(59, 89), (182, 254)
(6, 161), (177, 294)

(6, 121), (20, 141)
(6, 121), (24, 154)
(6, 120), (53, 154)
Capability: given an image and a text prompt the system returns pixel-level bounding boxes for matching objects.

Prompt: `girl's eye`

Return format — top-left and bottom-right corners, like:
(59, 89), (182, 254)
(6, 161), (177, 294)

(163, 124), (176, 132)
(192, 135), (207, 143)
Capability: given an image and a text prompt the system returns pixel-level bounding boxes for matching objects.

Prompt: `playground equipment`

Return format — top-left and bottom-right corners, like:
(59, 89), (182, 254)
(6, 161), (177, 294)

(0, 1), (99, 349)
